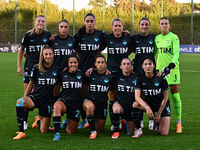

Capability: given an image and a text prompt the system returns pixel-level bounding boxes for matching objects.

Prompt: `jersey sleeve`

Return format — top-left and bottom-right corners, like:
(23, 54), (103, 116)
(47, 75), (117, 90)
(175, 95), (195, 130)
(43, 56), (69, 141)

(135, 76), (142, 90)
(161, 77), (168, 92)
(20, 33), (29, 48)
(30, 65), (38, 83)
(57, 71), (63, 84)
(171, 35), (180, 64)
(154, 36), (158, 56)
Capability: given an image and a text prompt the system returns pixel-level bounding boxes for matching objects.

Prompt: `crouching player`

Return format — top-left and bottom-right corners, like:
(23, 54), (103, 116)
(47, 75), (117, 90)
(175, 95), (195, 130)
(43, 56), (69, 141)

(52, 54), (83, 141)
(13, 45), (59, 139)
(134, 57), (170, 136)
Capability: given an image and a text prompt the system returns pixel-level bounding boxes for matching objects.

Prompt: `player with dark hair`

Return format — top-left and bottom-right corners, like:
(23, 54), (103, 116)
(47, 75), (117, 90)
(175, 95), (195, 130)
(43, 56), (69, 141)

(112, 58), (141, 139)
(83, 54), (113, 139)
(75, 13), (105, 128)
(13, 45), (59, 140)
(132, 17), (156, 130)
(154, 17), (182, 133)
(17, 15), (52, 129)
(52, 54), (83, 141)
(134, 57), (170, 136)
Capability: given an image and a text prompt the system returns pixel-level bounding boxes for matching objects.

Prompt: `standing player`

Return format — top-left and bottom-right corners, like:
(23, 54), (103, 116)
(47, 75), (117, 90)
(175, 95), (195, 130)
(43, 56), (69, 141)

(17, 15), (52, 129)
(112, 58), (141, 139)
(13, 45), (59, 140)
(83, 54), (113, 139)
(154, 17), (182, 133)
(52, 54), (83, 141)
(134, 57), (170, 136)
(75, 13), (105, 128)
(132, 17), (156, 130)
(103, 18), (133, 131)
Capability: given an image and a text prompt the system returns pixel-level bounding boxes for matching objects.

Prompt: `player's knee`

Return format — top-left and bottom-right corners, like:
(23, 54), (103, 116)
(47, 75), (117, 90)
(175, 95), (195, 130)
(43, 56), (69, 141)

(113, 106), (121, 114)
(16, 98), (24, 107)
(85, 104), (95, 114)
(53, 102), (61, 111)
(132, 102), (139, 108)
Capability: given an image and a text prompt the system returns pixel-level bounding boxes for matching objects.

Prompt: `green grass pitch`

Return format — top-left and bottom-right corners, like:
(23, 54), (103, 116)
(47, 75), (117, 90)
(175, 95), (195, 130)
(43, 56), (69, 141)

(0, 53), (200, 150)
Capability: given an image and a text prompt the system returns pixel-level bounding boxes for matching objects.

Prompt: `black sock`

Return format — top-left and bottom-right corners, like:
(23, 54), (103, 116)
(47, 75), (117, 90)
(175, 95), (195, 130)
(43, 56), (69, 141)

(23, 110), (29, 122)
(113, 113), (120, 132)
(80, 104), (86, 120)
(87, 115), (96, 131)
(109, 101), (114, 125)
(16, 106), (25, 132)
(53, 116), (61, 133)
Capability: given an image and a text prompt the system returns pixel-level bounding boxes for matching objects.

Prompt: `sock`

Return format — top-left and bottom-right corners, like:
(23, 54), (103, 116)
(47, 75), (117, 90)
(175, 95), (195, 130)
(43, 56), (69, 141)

(87, 115), (96, 131)
(53, 116), (61, 133)
(113, 113), (120, 132)
(171, 93), (182, 120)
(23, 110), (29, 122)
(16, 106), (25, 132)
(109, 101), (115, 125)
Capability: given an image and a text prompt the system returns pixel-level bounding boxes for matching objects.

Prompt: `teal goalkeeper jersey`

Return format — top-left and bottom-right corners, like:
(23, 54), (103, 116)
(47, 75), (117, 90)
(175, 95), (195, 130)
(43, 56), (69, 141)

(154, 32), (180, 70)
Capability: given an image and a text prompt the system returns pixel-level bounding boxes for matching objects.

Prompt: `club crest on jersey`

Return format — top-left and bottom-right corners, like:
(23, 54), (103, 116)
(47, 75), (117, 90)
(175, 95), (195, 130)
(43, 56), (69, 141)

(154, 82), (159, 87)
(76, 75), (81, 80)
(120, 78), (124, 81)
(166, 40), (170, 45)
(43, 38), (47, 43)
(132, 80), (136, 84)
(68, 43), (73, 47)
(54, 43), (59, 46)
(104, 78), (109, 83)
(136, 41), (140, 43)
(82, 38), (86, 40)
(40, 72), (44, 75)
(149, 40), (153, 44)
(122, 41), (127, 45)
(92, 77), (96, 81)
(64, 75), (68, 78)
(110, 41), (114, 44)
(52, 71), (57, 76)
(30, 39), (34, 42)
(94, 37), (99, 42)
(142, 82), (147, 85)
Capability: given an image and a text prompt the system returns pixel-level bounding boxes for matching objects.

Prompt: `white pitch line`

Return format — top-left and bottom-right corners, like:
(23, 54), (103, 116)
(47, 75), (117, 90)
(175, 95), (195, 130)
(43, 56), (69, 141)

(181, 70), (200, 73)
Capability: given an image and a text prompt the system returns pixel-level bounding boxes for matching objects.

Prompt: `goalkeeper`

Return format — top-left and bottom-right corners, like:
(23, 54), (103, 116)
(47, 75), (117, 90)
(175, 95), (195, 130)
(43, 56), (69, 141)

(154, 17), (182, 133)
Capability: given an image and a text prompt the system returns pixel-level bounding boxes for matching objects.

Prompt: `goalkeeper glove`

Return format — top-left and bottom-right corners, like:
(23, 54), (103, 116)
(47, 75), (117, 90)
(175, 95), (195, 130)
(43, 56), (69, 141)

(162, 63), (175, 76)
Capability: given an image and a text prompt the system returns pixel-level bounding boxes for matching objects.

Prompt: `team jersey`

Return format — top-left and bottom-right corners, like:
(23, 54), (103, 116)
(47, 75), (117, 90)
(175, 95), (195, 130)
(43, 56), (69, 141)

(115, 72), (137, 105)
(85, 70), (113, 105)
(58, 70), (83, 104)
(30, 64), (59, 104)
(21, 30), (52, 69)
(104, 33), (132, 72)
(132, 34), (156, 73)
(48, 35), (76, 70)
(75, 29), (104, 72)
(135, 74), (168, 110)
(155, 32), (180, 70)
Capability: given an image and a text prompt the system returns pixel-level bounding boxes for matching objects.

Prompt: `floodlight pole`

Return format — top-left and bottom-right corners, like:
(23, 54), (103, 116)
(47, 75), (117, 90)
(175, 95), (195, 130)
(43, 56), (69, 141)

(191, 0), (193, 45)
(103, 0), (105, 33)
(15, 0), (17, 43)
(73, 0), (75, 36)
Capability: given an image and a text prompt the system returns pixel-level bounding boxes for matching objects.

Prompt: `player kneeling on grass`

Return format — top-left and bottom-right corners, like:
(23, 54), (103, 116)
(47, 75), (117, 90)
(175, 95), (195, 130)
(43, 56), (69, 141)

(52, 54), (83, 141)
(13, 45), (59, 140)
(112, 58), (142, 139)
(83, 54), (113, 139)
(134, 57), (170, 136)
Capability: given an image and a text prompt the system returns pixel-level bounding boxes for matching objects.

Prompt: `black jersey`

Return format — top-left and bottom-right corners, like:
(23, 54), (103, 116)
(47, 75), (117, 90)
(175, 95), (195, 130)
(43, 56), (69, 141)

(58, 70), (83, 104)
(30, 64), (59, 104)
(135, 74), (168, 110)
(21, 30), (52, 69)
(104, 33), (132, 72)
(49, 35), (76, 70)
(75, 29), (104, 72)
(132, 34), (156, 74)
(86, 70), (113, 105)
(115, 72), (137, 105)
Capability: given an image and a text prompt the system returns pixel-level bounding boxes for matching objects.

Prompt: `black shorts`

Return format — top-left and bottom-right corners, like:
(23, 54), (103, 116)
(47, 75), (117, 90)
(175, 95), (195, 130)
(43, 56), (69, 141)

(59, 99), (81, 122)
(28, 94), (52, 117)
(24, 67), (31, 83)
(117, 101), (141, 122)
(86, 98), (108, 120)
(150, 101), (171, 117)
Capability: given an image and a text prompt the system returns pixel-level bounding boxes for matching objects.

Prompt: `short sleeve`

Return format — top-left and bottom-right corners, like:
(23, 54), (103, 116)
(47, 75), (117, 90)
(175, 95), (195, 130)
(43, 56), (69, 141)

(30, 65), (38, 83)
(161, 77), (168, 92)
(20, 33), (28, 48)
(135, 76), (142, 90)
